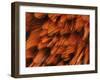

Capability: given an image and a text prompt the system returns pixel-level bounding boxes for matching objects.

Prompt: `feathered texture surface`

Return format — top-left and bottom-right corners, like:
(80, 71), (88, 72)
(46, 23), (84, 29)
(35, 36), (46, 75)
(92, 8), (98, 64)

(26, 12), (90, 67)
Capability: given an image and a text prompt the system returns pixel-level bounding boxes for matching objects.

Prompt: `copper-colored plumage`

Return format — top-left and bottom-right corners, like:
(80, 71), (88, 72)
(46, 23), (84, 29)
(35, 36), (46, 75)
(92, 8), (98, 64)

(26, 28), (41, 50)
(83, 45), (89, 64)
(26, 13), (90, 67)
(34, 13), (46, 19)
